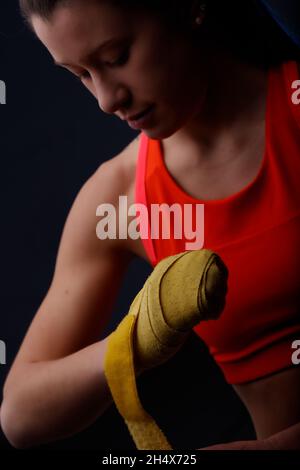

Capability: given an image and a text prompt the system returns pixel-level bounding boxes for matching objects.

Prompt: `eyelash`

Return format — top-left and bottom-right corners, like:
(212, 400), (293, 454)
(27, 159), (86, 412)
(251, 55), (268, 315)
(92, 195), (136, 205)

(106, 48), (130, 67)
(78, 71), (91, 81)
(77, 49), (130, 81)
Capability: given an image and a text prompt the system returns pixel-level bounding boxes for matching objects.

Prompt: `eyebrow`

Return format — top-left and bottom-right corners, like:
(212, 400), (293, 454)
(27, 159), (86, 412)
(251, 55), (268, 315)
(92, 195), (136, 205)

(54, 37), (125, 67)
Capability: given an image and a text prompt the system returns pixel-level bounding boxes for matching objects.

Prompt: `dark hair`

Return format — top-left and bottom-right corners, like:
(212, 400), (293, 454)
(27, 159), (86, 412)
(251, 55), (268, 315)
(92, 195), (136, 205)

(19, 0), (299, 68)
(19, 0), (193, 24)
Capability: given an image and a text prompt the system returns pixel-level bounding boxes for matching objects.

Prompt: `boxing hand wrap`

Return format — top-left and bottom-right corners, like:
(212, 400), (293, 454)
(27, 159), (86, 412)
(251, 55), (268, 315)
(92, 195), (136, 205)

(104, 249), (228, 450)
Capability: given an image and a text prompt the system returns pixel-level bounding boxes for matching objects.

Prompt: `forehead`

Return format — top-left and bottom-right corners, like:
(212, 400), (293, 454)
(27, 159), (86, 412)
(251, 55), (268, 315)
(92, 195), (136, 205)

(32, 1), (136, 65)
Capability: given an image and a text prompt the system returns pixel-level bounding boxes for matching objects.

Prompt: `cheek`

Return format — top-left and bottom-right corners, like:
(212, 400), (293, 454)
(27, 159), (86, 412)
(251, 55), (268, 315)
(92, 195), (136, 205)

(127, 32), (181, 100)
(140, 45), (202, 107)
(126, 27), (207, 119)
(161, 54), (208, 120)
(150, 62), (202, 120)
(130, 55), (188, 107)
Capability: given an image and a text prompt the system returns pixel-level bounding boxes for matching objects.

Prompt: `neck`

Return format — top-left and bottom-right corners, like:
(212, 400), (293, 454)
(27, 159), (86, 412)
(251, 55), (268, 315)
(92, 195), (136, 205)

(164, 45), (268, 155)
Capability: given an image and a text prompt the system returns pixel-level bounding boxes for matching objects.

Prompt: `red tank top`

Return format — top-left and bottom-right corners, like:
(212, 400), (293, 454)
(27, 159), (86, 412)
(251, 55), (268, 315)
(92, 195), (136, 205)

(135, 60), (300, 384)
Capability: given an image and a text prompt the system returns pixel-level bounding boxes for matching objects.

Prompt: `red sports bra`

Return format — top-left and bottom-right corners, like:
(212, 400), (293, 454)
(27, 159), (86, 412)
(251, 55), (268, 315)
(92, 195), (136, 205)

(135, 61), (300, 384)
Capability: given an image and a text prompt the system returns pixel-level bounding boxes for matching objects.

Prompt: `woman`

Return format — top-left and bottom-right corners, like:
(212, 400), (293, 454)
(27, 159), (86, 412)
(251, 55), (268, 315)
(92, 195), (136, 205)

(1, 0), (300, 449)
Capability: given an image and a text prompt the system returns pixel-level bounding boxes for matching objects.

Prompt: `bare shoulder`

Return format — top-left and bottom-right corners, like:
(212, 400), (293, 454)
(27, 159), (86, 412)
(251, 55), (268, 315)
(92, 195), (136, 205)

(77, 133), (144, 256)
(84, 133), (141, 219)
(51, 134), (141, 274)
(93, 133), (141, 191)
(90, 131), (144, 242)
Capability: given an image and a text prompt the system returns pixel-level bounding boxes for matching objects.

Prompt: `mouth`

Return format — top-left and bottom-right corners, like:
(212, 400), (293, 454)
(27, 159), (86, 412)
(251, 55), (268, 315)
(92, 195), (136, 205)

(127, 105), (155, 130)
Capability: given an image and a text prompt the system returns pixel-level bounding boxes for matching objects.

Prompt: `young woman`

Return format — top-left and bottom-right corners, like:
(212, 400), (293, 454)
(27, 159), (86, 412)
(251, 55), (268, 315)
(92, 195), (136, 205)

(1, 0), (300, 449)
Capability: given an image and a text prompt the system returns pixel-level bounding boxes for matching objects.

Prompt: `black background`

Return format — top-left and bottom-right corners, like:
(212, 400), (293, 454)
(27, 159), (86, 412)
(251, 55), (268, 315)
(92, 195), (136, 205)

(0, 0), (255, 451)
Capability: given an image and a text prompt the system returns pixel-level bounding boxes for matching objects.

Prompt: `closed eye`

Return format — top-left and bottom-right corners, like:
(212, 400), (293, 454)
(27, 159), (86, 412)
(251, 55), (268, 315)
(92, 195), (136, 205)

(78, 70), (91, 81)
(105, 48), (130, 67)
(65, 48), (130, 81)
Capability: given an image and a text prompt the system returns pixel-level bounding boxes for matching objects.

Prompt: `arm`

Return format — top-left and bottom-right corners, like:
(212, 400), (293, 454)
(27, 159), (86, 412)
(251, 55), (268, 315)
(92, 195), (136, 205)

(0, 156), (135, 449)
(200, 421), (300, 449)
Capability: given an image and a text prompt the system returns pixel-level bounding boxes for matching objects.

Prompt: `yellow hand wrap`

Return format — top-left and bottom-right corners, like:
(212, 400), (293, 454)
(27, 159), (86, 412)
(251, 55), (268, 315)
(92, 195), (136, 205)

(104, 249), (228, 450)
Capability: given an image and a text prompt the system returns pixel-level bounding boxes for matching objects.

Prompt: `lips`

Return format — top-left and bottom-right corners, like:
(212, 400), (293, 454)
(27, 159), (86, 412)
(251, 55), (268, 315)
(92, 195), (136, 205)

(126, 105), (155, 130)
(128, 106), (153, 121)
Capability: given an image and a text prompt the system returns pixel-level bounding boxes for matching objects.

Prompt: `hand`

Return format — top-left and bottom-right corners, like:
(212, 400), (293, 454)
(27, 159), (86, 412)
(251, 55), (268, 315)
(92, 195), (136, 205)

(104, 249), (228, 451)
(132, 249), (228, 373)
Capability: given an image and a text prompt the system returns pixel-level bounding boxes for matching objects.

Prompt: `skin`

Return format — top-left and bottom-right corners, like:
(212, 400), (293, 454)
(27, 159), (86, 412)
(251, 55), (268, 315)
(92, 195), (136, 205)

(32, 0), (212, 141)
(33, 0), (270, 201)
(2, 0), (299, 449)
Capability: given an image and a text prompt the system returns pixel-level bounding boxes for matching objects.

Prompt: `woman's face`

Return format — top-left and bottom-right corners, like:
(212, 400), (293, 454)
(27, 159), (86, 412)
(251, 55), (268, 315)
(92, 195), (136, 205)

(32, 0), (209, 140)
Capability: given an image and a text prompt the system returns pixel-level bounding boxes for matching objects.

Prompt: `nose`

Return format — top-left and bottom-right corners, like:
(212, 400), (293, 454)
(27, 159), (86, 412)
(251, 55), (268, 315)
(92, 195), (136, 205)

(92, 73), (130, 115)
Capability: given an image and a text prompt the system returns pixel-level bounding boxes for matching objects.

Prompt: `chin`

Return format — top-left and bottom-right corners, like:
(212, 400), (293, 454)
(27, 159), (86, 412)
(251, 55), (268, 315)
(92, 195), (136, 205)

(143, 121), (182, 140)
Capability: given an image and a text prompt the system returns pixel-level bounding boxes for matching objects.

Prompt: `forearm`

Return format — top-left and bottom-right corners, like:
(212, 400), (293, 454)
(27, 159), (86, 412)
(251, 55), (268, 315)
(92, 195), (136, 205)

(267, 421), (300, 450)
(1, 337), (115, 449)
(201, 422), (300, 450)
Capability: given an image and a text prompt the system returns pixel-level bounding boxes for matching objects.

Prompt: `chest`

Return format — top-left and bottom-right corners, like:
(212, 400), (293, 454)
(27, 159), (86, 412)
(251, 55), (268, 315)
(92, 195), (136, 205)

(162, 130), (265, 201)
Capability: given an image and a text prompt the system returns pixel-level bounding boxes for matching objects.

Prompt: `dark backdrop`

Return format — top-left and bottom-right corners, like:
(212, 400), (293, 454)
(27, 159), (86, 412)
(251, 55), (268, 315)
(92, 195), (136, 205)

(0, 0), (254, 451)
